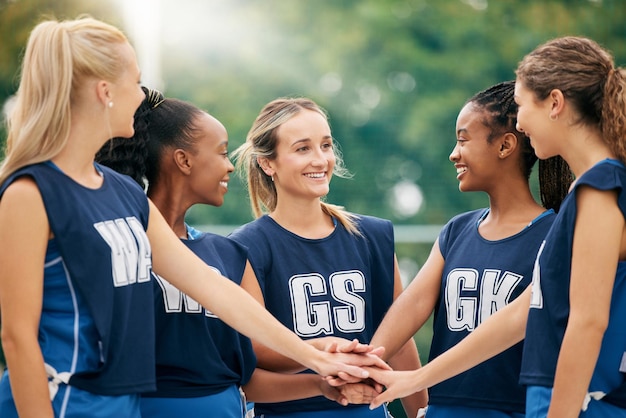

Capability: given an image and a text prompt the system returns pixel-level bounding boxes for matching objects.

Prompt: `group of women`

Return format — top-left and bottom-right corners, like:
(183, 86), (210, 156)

(0, 14), (625, 418)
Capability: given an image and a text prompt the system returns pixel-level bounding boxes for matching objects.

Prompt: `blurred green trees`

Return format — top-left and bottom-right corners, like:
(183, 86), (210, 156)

(2, 0), (625, 229)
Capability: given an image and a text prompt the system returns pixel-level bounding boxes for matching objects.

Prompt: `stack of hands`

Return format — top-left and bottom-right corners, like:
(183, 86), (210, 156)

(313, 337), (410, 411)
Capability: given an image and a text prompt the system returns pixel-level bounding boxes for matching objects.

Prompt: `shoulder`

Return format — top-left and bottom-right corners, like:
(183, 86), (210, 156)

(0, 175), (43, 207)
(229, 217), (270, 243)
(354, 213), (391, 227)
(201, 231), (249, 254)
(0, 163), (47, 197)
(349, 214), (394, 247)
(0, 176), (48, 235)
(576, 159), (626, 190)
(98, 163), (144, 194)
(438, 209), (485, 248)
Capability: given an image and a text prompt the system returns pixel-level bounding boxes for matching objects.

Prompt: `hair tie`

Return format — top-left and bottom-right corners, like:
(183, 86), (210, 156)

(143, 86), (165, 109)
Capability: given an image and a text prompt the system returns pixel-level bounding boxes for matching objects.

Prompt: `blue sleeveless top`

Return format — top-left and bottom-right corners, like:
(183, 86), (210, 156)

(229, 214), (395, 414)
(522, 160), (626, 407)
(144, 230), (256, 397)
(431, 208), (555, 413)
(0, 162), (155, 395)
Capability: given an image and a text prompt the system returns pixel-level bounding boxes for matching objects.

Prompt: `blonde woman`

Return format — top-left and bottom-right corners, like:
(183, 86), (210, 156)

(230, 97), (427, 418)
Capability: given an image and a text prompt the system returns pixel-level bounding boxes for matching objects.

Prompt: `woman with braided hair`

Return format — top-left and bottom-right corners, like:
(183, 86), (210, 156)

(360, 80), (572, 418)
(366, 36), (626, 418)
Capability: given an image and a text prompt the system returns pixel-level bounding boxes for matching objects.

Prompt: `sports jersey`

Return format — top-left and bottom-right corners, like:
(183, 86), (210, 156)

(0, 161), (154, 416)
(522, 159), (626, 415)
(428, 208), (555, 414)
(229, 214), (394, 416)
(141, 229), (256, 415)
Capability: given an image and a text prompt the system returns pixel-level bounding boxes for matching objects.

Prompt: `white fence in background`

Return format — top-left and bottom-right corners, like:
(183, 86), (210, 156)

(195, 225), (443, 243)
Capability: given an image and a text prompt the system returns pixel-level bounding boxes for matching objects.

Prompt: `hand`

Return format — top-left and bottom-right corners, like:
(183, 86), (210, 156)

(319, 337), (385, 357)
(339, 380), (384, 404)
(312, 350), (392, 381)
(364, 366), (423, 410)
(319, 378), (347, 406)
(320, 378), (383, 406)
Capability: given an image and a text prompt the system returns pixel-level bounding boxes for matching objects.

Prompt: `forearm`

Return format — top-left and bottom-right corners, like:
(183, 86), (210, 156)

(187, 271), (325, 373)
(1, 336), (53, 417)
(254, 337), (351, 373)
(253, 341), (307, 373)
(389, 338), (428, 416)
(419, 293), (527, 389)
(243, 369), (322, 403)
(548, 320), (605, 417)
(149, 219), (323, 373)
(371, 297), (428, 361)
(372, 246), (441, 361)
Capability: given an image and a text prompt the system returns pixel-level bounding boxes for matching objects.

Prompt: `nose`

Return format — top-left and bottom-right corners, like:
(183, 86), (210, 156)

(227, 158), (235, 173)
(449, 143), (460, 162)
(311, 148), (328, 167)
(516, 122), (524, 133)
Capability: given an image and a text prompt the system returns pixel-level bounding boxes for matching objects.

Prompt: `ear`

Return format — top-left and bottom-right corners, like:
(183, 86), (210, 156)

(256, 156), (274, 177)
(498, 132), (518, 159)
(174, 149), (193, 175)
(96, 80), (111, 107)
(548, 89), (565, 120)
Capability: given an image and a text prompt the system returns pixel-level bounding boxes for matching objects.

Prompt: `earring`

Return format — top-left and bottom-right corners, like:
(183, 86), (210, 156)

(271, 175), (275, 182)
(108, 101), (114, 108)
(500, 152), (504, 157)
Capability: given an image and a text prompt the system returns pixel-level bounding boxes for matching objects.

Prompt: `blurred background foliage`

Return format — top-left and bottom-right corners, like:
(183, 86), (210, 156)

(1, 1), (625, 415)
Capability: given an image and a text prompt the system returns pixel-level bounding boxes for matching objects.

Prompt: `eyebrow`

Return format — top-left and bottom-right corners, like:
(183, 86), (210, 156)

(456, 128), (469, 136)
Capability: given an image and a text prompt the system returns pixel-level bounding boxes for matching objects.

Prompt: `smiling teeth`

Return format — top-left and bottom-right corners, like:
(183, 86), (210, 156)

(220, 181), (228, 188)
(305, 173), (325, 178)
(456, 167), (467, 174)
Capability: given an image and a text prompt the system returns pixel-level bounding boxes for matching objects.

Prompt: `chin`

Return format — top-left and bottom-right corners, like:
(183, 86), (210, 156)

(114, 128), (135, 139)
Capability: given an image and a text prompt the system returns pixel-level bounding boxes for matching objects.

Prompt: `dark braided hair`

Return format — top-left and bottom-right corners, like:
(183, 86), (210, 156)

(96, 87), (204, 190)
(468, 81), (572, 212)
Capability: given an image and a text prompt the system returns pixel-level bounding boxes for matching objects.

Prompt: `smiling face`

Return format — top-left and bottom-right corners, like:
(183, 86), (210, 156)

(186, 112), (234, 207)
(514, 81), (558, 160)
(265, 109), (335, 203)
(450, 102), (502, 192)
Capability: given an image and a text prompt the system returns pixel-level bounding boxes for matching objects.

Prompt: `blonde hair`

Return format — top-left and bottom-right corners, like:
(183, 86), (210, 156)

(0, 16), (128, 185)
(233, 97), (361, 235)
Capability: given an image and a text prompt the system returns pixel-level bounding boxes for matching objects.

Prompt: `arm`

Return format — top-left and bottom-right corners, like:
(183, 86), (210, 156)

(385, 255), (429, 417)
(243, 368), (382, 405)
(366, 285), (530, 409)
(0, 178), (53, 417)
(370, 241), (443, 360)
(243, 368), (331, 403)
(147, 200), (383, 378)
(548, 187), (622, 417)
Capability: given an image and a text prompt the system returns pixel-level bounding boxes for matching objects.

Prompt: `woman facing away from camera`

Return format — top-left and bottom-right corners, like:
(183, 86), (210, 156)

(363, 36), (626, 418)
(96, 88), (382, 418)
(0, 16), (386, 418)
(362, 80), (571, 418)
(228, 97), (428, 418)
